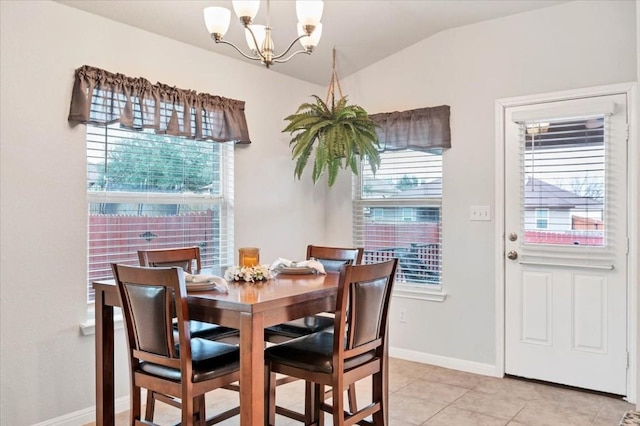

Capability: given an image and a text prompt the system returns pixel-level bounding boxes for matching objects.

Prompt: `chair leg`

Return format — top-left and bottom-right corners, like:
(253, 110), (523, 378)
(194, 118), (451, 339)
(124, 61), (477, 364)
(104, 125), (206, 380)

(313, 383), (323, 426)
(195, 395), (206, 426)
(303, 381), (321, 426)
(182, 393), (195, 426)
(130, 384), (142, 425)
(347, 384), (357, 413)
(267, 370), (277, 426)
(331, 383), (344, 426)
(372, 371), (385, 426)
(144, 390), (155, 421)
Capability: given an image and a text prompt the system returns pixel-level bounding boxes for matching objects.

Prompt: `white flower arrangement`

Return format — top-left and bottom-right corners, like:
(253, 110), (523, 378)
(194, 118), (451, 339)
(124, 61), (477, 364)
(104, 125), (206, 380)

(224, 264), (274, 283)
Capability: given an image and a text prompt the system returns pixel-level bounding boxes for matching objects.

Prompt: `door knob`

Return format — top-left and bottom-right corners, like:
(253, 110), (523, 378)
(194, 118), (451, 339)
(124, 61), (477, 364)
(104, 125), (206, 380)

(507, 250), (518, 260)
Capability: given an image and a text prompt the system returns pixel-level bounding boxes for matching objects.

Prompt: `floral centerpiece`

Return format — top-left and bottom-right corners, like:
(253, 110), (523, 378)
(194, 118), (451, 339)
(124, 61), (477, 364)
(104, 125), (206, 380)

(224, 264), (274, 283)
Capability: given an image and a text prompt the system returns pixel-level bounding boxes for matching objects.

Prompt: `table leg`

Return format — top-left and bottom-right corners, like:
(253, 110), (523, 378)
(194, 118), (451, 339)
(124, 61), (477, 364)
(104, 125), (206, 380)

(95, 289), (115, 426)
(239, 311), (265, 425)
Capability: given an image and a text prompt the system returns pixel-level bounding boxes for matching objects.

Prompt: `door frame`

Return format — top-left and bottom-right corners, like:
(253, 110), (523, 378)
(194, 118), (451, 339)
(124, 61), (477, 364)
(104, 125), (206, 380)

(494, 82), (638, 403)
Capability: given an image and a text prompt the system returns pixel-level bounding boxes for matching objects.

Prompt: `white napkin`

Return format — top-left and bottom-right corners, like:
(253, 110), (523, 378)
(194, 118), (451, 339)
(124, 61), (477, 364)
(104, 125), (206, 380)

(184, 274), (229, 292)
(269, 258), (326, 274)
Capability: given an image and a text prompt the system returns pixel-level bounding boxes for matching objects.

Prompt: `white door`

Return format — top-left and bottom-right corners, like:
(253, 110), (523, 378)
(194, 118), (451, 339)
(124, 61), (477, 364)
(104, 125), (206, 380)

(504, 93), (629, 395)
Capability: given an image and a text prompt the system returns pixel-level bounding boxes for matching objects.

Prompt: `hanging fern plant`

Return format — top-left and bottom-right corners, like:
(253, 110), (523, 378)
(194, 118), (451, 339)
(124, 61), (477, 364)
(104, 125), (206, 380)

(283, 49), (380, 187)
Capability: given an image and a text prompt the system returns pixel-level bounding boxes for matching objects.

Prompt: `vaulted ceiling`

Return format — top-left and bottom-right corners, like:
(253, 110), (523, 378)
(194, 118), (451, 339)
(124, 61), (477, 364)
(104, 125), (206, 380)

(57, 0), (568, 86)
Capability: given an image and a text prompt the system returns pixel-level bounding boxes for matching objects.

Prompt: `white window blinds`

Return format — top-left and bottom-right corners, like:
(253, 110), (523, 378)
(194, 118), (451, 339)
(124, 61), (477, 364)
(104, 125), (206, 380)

(353, 149), (442, 285)
(519, 116), (607, 248)
(86, 124), (234, 302)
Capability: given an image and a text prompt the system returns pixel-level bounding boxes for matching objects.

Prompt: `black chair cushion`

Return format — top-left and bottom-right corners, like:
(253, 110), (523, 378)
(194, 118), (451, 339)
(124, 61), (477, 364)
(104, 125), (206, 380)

(139, 338), (239, 383)
(264, 315), (334, 339)
(181, 321), (239, 340)
(264, 331), (376, 374)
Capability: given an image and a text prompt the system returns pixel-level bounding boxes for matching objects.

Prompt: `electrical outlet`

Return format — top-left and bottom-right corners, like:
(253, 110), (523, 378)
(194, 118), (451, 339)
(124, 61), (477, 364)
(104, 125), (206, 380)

(399, 308), (407, 323)
(470, 205), (491, 221)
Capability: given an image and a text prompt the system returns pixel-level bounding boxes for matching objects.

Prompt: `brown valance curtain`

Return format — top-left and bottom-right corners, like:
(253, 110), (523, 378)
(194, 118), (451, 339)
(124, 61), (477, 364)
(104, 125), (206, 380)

(68, 65), (251, 143)
(370, 105), (450, 152)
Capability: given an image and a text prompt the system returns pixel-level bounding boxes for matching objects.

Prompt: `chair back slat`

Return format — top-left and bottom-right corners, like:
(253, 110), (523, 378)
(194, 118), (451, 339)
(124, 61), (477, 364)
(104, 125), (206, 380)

(306, 245), (364, 272)
(112, 264), (191, 367)
(132, 349), (182, 369)
(335, 258), (397, 356)
(123, 283), (174, 356)
(343, 338), (382, 359)
(138, 247), (202, 274)
(350, 275), (389, 347)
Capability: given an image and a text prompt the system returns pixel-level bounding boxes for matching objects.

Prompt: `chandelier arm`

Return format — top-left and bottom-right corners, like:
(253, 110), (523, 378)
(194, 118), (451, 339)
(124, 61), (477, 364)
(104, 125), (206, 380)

(273, 49), (311, 64)
(244, 26), (270, 63)
(271, 34), (308, 60)
(211, 37), (262, 61)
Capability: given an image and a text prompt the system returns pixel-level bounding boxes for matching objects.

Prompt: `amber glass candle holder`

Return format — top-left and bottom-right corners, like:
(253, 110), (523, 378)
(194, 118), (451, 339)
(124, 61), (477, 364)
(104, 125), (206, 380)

(239, 247), (260, 267)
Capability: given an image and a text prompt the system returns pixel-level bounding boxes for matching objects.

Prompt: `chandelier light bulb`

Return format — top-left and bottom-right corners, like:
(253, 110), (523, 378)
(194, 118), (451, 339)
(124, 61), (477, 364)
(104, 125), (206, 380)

(204, 7), (231, 38)
(296, 0), (324, 26)
(232, 0), (260, 22)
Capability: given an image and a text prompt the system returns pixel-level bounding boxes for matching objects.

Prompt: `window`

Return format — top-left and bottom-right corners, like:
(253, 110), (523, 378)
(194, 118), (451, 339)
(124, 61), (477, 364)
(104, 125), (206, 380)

(535, 208), (549, 229)
(86, 125), (234, 302)
(521, 116), (605, 246)
(401, 207), (416, 222)
(353, 149), (443, 286)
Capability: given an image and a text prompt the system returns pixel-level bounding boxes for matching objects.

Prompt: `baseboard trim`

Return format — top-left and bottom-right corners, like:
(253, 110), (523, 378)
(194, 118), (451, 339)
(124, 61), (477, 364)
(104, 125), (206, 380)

(389, 346), (501, 377)
(31, 395), (131, 426)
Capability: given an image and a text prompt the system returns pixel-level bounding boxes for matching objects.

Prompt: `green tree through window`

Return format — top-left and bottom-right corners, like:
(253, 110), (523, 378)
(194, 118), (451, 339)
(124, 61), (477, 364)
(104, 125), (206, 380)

(92, 131), (218, 193)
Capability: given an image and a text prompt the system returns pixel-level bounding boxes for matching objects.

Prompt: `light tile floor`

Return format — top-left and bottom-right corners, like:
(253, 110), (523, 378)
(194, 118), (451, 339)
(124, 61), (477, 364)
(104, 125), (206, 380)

(88, 358), (635, 425)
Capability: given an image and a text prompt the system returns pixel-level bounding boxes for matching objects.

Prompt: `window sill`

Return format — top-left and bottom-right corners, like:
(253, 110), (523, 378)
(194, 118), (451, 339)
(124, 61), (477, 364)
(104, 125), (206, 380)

(393, 283), (447, 302)
(80, 315), (124, 336)
(80, 304), (124, 336)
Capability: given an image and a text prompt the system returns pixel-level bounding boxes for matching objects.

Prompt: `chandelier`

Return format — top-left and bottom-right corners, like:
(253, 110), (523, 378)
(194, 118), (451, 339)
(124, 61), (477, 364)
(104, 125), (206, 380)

(204, 0), (324, 68)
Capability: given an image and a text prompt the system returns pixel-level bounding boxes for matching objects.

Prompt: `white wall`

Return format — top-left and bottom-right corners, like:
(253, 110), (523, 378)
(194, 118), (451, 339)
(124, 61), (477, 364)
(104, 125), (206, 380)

(329, 0), (637, 367)
(0, 1), (326, 424)
(636, 0), (640, 411)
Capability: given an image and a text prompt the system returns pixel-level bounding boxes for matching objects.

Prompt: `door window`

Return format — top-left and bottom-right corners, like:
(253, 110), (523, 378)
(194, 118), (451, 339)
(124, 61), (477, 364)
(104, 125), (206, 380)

(521, 116), (605, 248)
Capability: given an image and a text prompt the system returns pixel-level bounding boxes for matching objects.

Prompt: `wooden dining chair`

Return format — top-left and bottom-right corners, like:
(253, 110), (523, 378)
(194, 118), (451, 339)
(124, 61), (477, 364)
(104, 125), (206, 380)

(264, 245), (363, 343)
(265, 258), (398, 426)
(112, 264), (241, 426)
(137, 246), (202, 272)
(264, 245), (363, 419)
(137, 247), (239, 342)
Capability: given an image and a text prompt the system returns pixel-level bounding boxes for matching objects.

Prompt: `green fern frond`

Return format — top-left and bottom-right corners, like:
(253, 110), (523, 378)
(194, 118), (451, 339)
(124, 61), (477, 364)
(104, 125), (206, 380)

(349, 156), (359, 175)
(294, 142), (314, 180)
(283, 94), (381, 187)
(327, 158), (340, 187)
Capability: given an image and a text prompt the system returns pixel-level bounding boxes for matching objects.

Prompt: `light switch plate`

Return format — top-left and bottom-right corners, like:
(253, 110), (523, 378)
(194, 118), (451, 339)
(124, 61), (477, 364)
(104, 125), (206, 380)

(470, 205), (491, 221)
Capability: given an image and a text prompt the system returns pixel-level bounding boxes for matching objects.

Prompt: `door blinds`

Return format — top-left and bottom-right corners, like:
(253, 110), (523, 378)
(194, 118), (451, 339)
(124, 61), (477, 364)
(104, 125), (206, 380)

(513, 99), (622, 270)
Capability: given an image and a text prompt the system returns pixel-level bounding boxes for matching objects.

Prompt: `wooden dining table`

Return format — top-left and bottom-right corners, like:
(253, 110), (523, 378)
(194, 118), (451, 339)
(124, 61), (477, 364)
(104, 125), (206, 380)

(93, 270), (339, 426)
